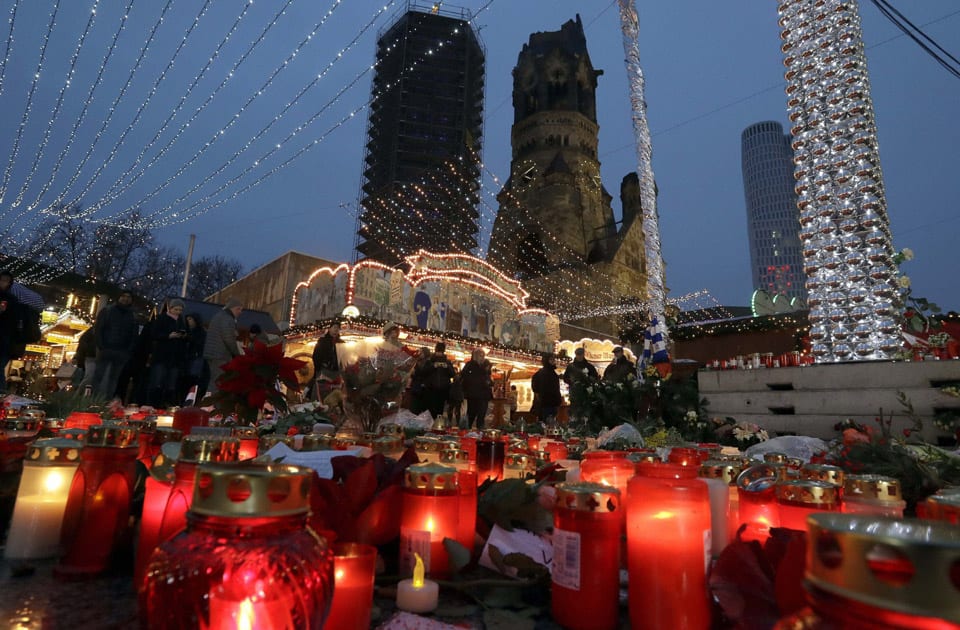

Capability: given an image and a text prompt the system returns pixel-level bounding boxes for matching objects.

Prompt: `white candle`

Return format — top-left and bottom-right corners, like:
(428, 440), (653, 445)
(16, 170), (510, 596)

(700, 477), (730, 558)
(5, 496), (68, 558)
(396, 553), (439, 613)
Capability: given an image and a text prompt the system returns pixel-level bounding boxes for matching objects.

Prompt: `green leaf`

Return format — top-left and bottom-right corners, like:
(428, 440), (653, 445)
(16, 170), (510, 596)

(434, 603), (480, 618)
(443, 537), (471, 575)
(909, 316), (924, 332)
(483, 609), (536, 630)
(502, 552), (550, 580)
(482, 586), (526, 609)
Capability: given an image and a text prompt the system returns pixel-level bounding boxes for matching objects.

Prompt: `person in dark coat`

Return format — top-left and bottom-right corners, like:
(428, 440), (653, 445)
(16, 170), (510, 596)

(91, 289), (140, 400)
(73, 326), (97, 392)
(424, 342), (455, 421)
(409, 347), (431, 414)
(531, 352), (562, 425)
(447, 372), (464, 428)
(603, 346), (636, 383)
(563, 347), (599, 385)
(460, 349), (493, 429)
(311, 322), (341, 400)
(0, 270), (19, 393)
(147, 299), (188, 407)
(183, 312), (208, 402)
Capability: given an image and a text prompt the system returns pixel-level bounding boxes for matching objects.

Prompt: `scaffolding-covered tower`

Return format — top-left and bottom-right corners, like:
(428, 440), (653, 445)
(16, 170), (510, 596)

(355, 2), (485, 265)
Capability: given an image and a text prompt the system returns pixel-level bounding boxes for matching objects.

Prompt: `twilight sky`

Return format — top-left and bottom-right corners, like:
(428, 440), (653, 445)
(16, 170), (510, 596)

(0, 0), (957, 310)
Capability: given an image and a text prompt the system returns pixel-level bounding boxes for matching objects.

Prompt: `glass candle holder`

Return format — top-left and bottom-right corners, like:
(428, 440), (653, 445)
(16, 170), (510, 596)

(135, 435), (240, 589)
(504, 453), (533, 479)
(172, 406), (210, 434)
(371, 435), (403, 457)
(476, 430), (504, 483)
(627, 462), (711, 630)
(233, 427), (260, 460)
(135, 452), (175, 591)
(5, 438), (83, 560)
(399, 463), (459, 578)
(414, 436), (443, 463)
(776, 480), (840, 531)
(580, 450), (635, 497)
(542, 439), (568, 463)
(439, 448), (477, 554)
(552, 483), (622, 630)
(57, 425), (139, 578)
(130, 418), (158, 465)
(141, 426), (182, 470)
(143, 463), (334, 629)
(736, 464), (782, 542)
(64, 411), (102, 430)
(800, 464), (846, 490)
(774, 514), (960, 629)
(667, 447), (706, 467)
(259, 434), (295, 455)
(700, 460), (743, 548)
(325, 543), (377, 630)
(842, 475), (905, 518)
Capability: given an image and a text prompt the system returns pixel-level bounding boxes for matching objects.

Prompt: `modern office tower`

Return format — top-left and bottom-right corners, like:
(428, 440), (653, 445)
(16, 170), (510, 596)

(355, 2), (485, 265)
(741, 121), (805, 302)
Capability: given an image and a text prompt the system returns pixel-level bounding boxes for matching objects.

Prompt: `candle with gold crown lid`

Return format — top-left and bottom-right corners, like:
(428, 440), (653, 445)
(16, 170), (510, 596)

(399, 463), (459, 579)
(143, 463), (334, 629)
(700, 459), (744, 548)
(841, 475), (905, 518)
(440, 447), (477, 554)
(56, 424), (139, 577)
(5, 438), (83, 559)
(776, 480), (840, 531)
(774, 514), (960, 629)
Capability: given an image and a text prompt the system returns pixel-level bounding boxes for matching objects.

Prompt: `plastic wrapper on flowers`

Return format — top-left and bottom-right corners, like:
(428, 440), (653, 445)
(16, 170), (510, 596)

(341, 347), (414, 432)
(744, 436), (829, 463)
(597, 423), (644, 449)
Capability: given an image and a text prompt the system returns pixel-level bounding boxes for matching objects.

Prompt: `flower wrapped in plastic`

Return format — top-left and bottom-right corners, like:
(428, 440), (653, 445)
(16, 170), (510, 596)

(210, 341), (306, 423)
(341, 344), (414, 432)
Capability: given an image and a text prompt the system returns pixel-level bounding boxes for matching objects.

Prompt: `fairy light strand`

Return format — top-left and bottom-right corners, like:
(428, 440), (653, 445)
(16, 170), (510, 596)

(0, 0), (20, 99)
(9, 0), (101, 210)
(0, 0), (61, 206)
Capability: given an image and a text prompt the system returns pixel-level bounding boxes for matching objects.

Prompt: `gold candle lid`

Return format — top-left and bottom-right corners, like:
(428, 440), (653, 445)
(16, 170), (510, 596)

(806, 513), (960, 623)
(19, 407), (46, 421)
(153, 427), (184, 444)
(555, 482), (621, 514)
(545, 427), (563, 437)
(481, 429), (502, 440)
(378, 423), (404, 436)
(737, 464), (782, 492)
(85, 425), (138, 448)
(258, 434), (295, 451)
(128, 418), (158, 432)
(358, 432), (379, 447)
(764, 452), (789, 464)
(60, 428), (88, 441)
(776, 479), (839, 507)
(42, 418), (65, 430)
(232, 426), (259, 439)
(179, 435), (240, 464)
(535, 449), (551, 463)
(403, 463), (458, 491)
(438, 448), (470, 466)
(505, 453), (532, 469)
(3, 417), (40, 431)
(332, 436), (358, 449)
(371, 435), (402, 454)
(700, 459), (743, 486)
(25, 438), (83, 465)
(414, 436), (442, 452)
(843, 474), (902, 505)
(191, 463), (312, 517)
(796, 464), (842, 487)
(301, 434), (332, 451)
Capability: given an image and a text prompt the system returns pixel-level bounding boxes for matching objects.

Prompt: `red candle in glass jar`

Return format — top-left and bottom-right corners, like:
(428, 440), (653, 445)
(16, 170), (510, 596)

(475, 429), (504, 483)
(580, 450), (635, 495)
(736, 464), (782, 543)
(143, 463), (334, 628)
(776, 480), (839, 531)
(842, 475), (905, 518)
(627, 461), (711, 630)
(64, 411), (102, 430)
(135, 435), (240, 589)
(134, 454), (175, 590)
(439, 449), (477, 554)
(552, 482), (622, 630)
(57, 425), (140, 578)
(543, 440), (568, 462)
(233, 426), (260, 461)
(399, 463), (459, 578)
(459, 435), (478, 463)
(140, 426), (182, 470)
(172, 406), (210, 433)
(668, 447), (706, 467)
(325, 543), (377, 630)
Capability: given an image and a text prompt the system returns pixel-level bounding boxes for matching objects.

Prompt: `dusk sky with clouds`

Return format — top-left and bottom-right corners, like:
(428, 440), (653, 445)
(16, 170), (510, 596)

(0, 0), (956, 310)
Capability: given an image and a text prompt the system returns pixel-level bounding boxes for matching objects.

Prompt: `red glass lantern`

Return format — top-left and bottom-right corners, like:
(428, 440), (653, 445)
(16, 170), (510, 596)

(842, 475), (905, 518)
(552, 483), (622, 630)
(57, 425), (139, 578)
(736, 464), (782, 543)
(774, 514), (960, 629)
(476, 429), (504, 483)
(135, 454), (174, 590)
(504, 452), (533, 479)
(459, 435), (477, 463)
(143, 463), (334, 629)
(776, 480), (840, 531)
(139, 426), (182, 470)
(440, 449), (477, 554)
(399, 463), (459, 578)
(580, 450), (635, 497)
(233, 427), (259, 460)
(172, 406), (210, 433)
(64, 411), (102, 430)
(135, 435), (240, 589)
(800, 464), (846, 490)
(526, 434), (542, 451)
(627, 462), (711, 630)
(326, 543), (377, 630)
(543, 439), (568, 462)
(668, 447), (706, 467)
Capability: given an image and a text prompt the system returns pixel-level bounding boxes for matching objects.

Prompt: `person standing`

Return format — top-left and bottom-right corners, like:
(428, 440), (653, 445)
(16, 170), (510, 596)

(603, 346), (636, 384)
(148, 299), (188, 408)
(531, 353), (562, 425)
(409, 347), (431, 414)
(204, 298), (243, 396)
(424, 342), (455, 421)
(183, 313), (208, 402)
(91, 289), (140, 401)
(563, 347), (599, 386)
(0, 270), (19, 393)
(460, 349), (493, 429)
(311, 322), (342, 400)
(73, 326), (97, 394)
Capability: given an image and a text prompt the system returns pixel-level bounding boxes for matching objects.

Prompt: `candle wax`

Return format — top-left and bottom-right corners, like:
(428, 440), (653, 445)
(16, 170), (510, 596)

(396, 578), (439, 614)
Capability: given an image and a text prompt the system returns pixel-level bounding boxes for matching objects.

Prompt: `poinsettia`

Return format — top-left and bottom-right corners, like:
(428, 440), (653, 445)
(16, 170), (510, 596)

(210, 341), (306, 423)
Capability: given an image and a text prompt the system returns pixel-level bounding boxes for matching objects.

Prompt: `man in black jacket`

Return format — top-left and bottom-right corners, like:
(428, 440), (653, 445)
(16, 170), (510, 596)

(148, 298), (188, 407)
(424, 342), (455, 421)
(311, 322), (341, 399)
(92, 289), (140, 400)
(531, 352), (562, 425)
(0, 270), (19, 394)
(602, 346), (636, 383)
(460, 349), (493, 429)
(563, 347), (599, 385)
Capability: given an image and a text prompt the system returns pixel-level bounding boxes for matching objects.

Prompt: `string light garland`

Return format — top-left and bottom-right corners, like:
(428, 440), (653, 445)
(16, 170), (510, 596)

(9, 0), (100, 211)
(0, 0), (21, 100)
(0, 0), (61, 206)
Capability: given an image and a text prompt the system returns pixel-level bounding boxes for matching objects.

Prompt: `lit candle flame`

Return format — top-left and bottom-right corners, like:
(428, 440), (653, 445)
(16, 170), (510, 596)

(425, 517), (435, 533)
(237, 598), (255, 630)
(652, 510), (675, 520)
(335, 568), (344, 581)
(43, 470), (63, 493)
(412, 553), (425, 588)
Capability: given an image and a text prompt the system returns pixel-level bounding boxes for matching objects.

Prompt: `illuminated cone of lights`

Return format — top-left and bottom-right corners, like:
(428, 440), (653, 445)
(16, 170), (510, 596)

(778, 0), (901, 362)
